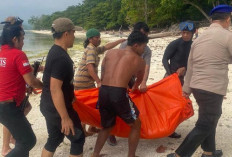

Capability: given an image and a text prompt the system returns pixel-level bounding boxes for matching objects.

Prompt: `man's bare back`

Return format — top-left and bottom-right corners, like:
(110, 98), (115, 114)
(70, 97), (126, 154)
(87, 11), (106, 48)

(101, 47), (145, 89)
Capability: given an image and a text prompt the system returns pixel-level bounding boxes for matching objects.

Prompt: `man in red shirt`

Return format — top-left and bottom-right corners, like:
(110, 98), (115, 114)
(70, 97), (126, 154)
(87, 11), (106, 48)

(0, 23), (42, 156)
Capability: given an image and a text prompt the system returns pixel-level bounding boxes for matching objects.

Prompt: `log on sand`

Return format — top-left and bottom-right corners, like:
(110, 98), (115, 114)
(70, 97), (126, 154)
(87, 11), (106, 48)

(148, 31), (180, 39)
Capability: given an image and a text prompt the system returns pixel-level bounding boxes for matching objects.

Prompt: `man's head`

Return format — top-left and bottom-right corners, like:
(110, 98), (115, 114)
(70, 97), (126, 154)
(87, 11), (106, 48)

(51, 18), (76, 48)
(133, 22), (150, 36)
(127, 31), (149, 55)
(179, 21), (195, 41)
(210, 4), (232, 29)
(86, 28), (101, 47)
(1, 25), (25, 50)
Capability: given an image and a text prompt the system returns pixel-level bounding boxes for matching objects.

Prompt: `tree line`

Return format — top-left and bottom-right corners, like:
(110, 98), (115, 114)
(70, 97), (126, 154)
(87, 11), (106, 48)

(28, 0), (232, 30)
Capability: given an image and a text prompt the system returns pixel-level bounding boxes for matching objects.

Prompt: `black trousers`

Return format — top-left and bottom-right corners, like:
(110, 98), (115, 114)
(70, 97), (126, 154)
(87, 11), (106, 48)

(0, 102), (36, 157)
(164, 73), (184, 86)
(175, 88), (223, 157)
(43, 109), (85, 155)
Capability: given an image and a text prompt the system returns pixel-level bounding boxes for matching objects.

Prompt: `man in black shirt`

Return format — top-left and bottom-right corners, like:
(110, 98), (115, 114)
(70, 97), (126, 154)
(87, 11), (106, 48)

(162, 21), (195, 138)
(40, 18), (85, 157)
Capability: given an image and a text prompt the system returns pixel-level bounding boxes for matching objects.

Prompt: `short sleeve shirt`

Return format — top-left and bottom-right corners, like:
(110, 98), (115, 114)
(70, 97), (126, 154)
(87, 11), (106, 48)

(119, 40), (152, 65)
(74, 43), (105, 89)
(40, 44), (75, 118)
(0, 45), (32, 106)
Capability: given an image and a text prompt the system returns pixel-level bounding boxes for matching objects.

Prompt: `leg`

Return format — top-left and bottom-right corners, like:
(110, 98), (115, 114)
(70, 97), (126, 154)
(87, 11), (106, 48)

(42, 117), (65, 157)
(128, 118), (141, 157)
(24, 101), (32, 116)
(41, 148), (54, 157)
(92, 127), (113, 157)
(2, 101), (32, 156)
(82, 123), (94, 137)
(66, 127), (85, 157)
(10, 101), (32, 146)
(107, 135), (117, 146)
(175, 89), (223, 157)
(1, 126), (12, 156)
(87, 126), (100, 134)
(2, 107), (36, 157)
(175, 124), (210, 156)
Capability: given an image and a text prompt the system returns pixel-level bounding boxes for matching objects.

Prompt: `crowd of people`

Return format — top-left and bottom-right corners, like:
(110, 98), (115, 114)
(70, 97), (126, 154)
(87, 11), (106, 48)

(0, 4), (232, 157)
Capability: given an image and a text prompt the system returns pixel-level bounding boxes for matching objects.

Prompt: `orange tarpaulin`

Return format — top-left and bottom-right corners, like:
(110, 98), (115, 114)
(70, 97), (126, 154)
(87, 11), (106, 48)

(73, 73), (193, 139)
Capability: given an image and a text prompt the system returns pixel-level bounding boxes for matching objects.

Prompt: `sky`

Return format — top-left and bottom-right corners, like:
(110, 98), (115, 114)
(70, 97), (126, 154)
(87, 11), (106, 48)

(0, 0), (83, 23)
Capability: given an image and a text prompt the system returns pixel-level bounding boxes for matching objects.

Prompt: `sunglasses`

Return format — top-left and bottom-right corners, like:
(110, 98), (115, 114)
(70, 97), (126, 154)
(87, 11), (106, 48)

(179, 22), (194, 31)
(1, 17), (23, 25)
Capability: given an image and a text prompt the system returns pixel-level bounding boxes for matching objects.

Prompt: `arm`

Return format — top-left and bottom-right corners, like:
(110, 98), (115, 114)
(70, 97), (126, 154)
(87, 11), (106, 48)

(23, 72), (43, 89)
(104, 39), (126, 50)
(132, 61), (145, 92)
(162, 41), (177, 75)
(86, 63), (101, 88)
(50, 77), (75, 136)
(139, 64), (150, 92)
(101, 57), (106, 80)
(139, 47), (151, 92)
(182, 46), (194, 96)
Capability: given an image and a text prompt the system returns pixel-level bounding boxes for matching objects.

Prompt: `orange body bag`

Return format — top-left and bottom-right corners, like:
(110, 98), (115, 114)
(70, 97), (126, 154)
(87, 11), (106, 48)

(73, 74), (193, 139)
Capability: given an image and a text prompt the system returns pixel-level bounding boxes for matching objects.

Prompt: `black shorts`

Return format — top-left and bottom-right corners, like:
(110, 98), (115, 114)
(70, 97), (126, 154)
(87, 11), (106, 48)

(99, 85), (140, 128)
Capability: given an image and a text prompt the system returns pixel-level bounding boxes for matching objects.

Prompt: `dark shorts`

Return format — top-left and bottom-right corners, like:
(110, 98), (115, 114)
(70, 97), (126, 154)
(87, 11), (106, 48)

(99, 85), (140, 128)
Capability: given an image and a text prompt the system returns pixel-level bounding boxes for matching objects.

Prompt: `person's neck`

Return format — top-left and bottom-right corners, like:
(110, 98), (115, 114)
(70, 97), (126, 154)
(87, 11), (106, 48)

(54, 39), (68, 51)
(212, 20), (229, 29)
(125, 46), (140, 56)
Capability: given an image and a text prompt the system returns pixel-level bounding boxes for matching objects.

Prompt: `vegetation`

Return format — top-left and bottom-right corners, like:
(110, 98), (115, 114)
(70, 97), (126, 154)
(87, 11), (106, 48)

(28, 0), (232, 30)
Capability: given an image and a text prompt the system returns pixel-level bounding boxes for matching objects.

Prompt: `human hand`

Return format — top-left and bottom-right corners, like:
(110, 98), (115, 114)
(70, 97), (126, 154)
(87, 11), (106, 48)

(139, 82), (147, 93)
(131, 84), (139, 93)
(182, 92), (190, 98)
(97, 81), (101, 88)
(26, 87), (33, 94)
(38, 66), (45, 72)
(176, 67), (186, 76)
(61, 117), (75, 136)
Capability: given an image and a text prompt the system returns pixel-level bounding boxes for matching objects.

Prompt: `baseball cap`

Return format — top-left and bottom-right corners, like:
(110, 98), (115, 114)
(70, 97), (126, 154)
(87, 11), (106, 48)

(51, 18), (77, 33)
(86, 28), (100, 39)
(210, 4), (232, 15)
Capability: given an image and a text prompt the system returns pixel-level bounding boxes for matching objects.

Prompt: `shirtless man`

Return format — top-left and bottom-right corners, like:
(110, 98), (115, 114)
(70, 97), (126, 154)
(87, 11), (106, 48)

(91, 31), (148, 157)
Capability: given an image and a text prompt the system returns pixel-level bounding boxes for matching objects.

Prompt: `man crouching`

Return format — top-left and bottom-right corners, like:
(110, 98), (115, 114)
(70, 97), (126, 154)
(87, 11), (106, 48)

(91, 31), (148, 157)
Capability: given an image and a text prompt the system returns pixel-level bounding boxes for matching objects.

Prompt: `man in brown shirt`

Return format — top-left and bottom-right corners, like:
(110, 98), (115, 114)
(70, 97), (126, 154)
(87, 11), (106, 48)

(168, 4), (232, 157)
(91, 31), (148, 157)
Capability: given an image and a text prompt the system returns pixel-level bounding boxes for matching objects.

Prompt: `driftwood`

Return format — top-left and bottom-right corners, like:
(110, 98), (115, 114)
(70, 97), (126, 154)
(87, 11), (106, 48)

(148, 31), (180, 39)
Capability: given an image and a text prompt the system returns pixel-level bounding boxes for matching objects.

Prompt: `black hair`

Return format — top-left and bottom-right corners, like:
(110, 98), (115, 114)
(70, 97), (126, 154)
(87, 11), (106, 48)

(211, 12), (231, 21)
(127, 30), (149, 46)
(51, 27), (64, 39)
(1, 25), (24, 47)
(83, 39), (90, 48)
(133, 22), (150, 33)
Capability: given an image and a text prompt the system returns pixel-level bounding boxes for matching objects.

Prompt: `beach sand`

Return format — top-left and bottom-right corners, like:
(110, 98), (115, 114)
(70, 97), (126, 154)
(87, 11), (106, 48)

(1, 28), (232, 157)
